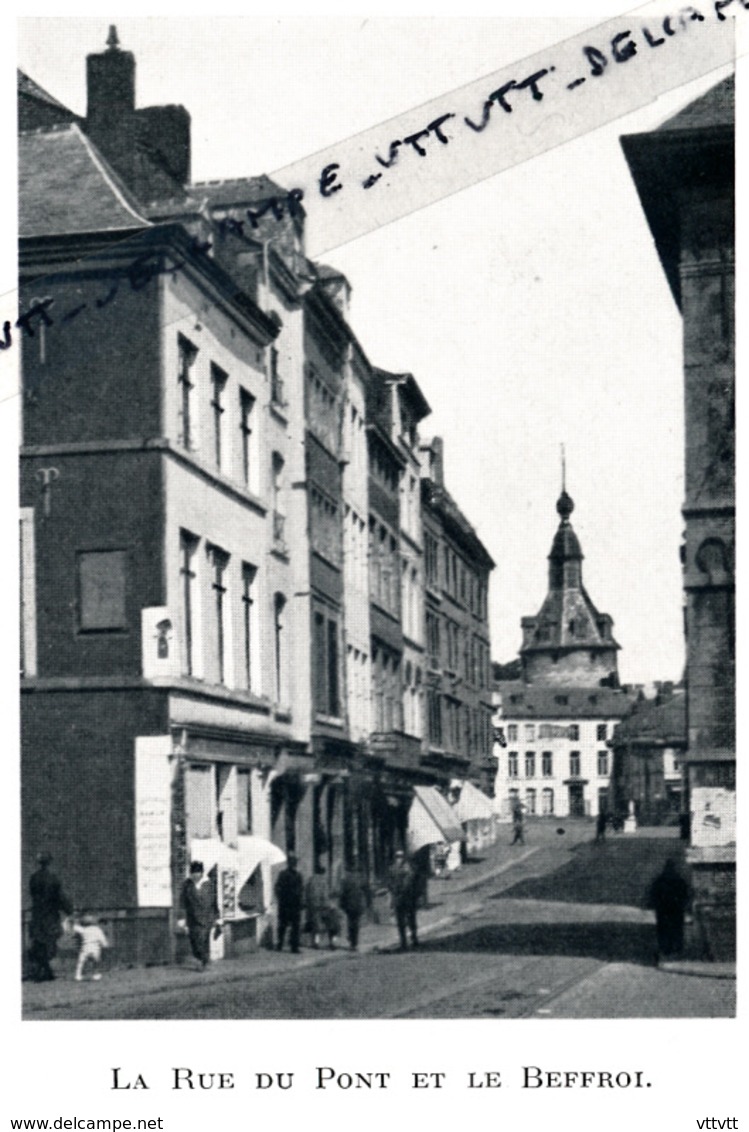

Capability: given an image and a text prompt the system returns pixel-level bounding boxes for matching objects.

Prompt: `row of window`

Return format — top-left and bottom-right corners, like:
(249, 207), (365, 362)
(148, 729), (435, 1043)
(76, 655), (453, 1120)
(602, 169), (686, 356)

(508, 787), (556, 816)
(310, 486), (342, 568)
(423, 530), (488, 617)
(426, 610), (490, 688)
(306, 364), (340, 453)
(504, 750), (610, 778)
(369, 520), (400, 617)
(178, 334), (270, 494)
(180, 529), (286, 701)
(427, 691), (493, 755)
(504, 723), (609, 743)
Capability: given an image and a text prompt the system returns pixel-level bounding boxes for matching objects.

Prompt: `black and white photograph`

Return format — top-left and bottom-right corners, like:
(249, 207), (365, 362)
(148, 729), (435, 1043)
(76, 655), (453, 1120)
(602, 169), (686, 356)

(2, 2), (743, 1126)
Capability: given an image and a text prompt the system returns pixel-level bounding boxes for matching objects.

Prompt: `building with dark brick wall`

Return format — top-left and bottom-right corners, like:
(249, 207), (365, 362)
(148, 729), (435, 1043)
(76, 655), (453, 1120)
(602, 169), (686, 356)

(19, 28), (497, 962)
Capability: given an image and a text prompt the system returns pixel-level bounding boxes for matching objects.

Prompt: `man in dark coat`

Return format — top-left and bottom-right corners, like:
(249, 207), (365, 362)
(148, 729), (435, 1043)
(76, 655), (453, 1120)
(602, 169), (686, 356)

(275, 852), (304, 953)
(647, 858), (691, 963)
(511, 804), (525, 845)
(28, 853), (73, 981)
(180, 861), (219, 969)
(338, 869), (369, 951)
(388, 850), (418, 950)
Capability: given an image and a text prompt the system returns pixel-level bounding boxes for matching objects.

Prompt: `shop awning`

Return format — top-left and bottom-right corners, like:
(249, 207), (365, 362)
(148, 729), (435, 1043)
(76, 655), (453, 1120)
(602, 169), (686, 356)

(190, 838), (238, 875)
(409, 786), (466, 852)
(452, 781), (496, 823)
(237, 835), (286, 881)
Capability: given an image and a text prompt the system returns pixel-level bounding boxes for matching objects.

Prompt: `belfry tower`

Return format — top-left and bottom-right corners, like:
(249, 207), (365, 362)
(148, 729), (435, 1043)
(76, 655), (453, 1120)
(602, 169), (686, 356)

(519, 483), (620, 688)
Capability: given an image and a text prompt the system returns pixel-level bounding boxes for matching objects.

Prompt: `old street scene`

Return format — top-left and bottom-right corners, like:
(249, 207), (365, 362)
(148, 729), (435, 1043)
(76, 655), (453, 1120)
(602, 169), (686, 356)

(18, 23), (735, 1020)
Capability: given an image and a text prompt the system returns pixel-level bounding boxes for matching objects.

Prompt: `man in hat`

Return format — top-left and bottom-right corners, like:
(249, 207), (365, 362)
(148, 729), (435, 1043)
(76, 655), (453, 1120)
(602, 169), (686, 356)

(28, 852), (73, 982)
(388, 850), (418, 951)
(275, 852), (304, 954)
(179, 861), (219, 970)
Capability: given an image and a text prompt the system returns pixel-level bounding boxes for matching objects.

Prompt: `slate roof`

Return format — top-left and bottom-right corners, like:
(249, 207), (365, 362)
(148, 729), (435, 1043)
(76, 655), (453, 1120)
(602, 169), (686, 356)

(17, 69), (77, 117)
(189, 174), (290, 207)
(496, 681), (632, 721)
(19, 123), (149, 238)
(422, 475), (495, 569)
(611, 691), (687, 747)
(521, 493), (619, 655)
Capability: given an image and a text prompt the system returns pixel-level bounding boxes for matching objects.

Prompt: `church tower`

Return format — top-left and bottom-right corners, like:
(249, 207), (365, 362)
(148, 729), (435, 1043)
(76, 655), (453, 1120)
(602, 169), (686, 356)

(519, 487), (620, 687)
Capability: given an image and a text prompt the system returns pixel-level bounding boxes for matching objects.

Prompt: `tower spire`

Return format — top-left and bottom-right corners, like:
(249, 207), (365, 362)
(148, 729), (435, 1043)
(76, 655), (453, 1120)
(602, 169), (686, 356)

(556, 447), (574, 524)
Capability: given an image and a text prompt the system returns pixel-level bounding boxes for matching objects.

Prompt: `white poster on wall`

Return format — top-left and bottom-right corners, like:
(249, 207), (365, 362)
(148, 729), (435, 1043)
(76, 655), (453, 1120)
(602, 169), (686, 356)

(134, 735), (174, 907)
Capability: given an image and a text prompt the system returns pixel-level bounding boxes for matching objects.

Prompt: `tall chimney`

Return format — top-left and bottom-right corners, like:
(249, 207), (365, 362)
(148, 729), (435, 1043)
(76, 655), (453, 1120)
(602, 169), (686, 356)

(430, 436), (445, 486)
(86, 26), (137, 187)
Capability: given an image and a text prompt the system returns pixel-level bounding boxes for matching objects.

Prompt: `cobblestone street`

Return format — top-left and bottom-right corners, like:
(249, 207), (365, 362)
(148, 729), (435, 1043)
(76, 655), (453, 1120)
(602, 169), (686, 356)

(22, 822), (735, 1021)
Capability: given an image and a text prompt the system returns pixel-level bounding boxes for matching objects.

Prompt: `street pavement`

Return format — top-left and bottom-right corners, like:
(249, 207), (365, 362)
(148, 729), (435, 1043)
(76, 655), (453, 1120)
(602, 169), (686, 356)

(22, 820), (735, 1020)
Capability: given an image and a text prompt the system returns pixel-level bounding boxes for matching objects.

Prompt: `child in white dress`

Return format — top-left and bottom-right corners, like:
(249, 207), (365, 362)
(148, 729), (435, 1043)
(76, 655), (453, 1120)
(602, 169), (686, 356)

(73, 913), (109, 981)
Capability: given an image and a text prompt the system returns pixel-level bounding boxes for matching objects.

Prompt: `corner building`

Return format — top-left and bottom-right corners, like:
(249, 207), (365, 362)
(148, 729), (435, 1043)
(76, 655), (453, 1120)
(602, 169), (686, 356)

(18, 30), (497, 961)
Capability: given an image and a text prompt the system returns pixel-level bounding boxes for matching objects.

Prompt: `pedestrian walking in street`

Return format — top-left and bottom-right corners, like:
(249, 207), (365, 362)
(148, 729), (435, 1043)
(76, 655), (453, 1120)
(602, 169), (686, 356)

(27, 852), (73, 982)
(275, 852), (304, 954)
(595, 810), (608, 843)
(179, 861), (220, 970)
(511, 804), (525, 845)
(338, 869), (369, 951)
(388, 850), (418, 951)
(305, 865), (330, 949)
(73, 912), (109, 981)
(646, 858), (691, 964)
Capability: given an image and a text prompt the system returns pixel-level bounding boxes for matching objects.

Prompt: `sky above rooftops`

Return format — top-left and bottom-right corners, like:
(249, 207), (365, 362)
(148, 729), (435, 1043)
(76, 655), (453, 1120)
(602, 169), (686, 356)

(12, 15), (741, 685)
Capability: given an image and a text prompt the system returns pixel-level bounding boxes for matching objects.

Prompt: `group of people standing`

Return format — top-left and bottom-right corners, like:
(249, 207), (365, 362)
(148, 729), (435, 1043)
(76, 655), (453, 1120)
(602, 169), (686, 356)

(274, 854), (372, 954)
(274, 849), (421, 955)
(177, 850), (418, 969)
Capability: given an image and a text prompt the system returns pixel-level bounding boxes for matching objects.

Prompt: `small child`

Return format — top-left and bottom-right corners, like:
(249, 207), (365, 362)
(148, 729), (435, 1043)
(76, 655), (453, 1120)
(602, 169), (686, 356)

(73, 913), (109, 981)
